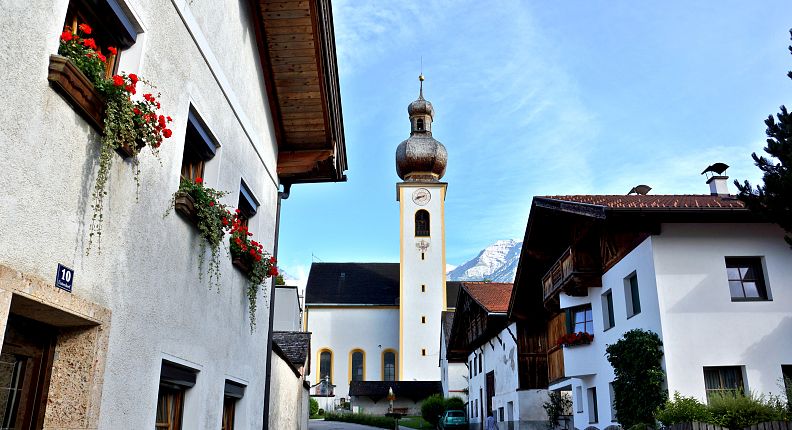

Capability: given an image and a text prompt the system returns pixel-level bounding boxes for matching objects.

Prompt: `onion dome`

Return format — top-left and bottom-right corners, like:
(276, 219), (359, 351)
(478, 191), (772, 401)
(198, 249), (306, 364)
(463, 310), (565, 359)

(396, 75), (447, 182)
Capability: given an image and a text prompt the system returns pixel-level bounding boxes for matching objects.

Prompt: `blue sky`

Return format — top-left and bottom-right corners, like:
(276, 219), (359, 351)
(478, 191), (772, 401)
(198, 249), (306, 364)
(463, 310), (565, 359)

(277, 0), (792, 284)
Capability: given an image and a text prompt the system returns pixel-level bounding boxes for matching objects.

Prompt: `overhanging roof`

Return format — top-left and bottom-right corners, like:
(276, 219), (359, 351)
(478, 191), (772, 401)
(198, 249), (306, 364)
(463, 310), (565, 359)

(249, 0), (347, 184)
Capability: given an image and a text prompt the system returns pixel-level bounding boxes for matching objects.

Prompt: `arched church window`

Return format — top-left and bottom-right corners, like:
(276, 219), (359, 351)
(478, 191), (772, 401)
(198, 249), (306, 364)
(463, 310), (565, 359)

(350, 350), (365, 382)
(383, 351), (397, 381)
(319, 350), (332, 384)
(415, 210), (430, 237)
(416, 118), (424, 131)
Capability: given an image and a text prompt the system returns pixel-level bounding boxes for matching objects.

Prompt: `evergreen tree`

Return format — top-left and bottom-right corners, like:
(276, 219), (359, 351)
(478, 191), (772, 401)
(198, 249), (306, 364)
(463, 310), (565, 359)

(735, 29), (792, 247)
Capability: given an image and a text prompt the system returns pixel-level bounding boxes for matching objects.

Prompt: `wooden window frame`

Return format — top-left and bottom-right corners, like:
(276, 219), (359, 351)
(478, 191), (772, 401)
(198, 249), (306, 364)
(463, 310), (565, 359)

(180, 108), (218, 182)
(221, 380), (244, 430)
(568, 305), (594, 335)
(725, 257), (769, 301)
(155, 360), (197, 430)
(704, 366), (745, 402)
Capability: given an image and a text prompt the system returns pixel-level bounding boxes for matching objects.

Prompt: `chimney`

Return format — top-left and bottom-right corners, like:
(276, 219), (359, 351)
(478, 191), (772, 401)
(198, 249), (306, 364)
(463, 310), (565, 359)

(707, 176), (730, 196)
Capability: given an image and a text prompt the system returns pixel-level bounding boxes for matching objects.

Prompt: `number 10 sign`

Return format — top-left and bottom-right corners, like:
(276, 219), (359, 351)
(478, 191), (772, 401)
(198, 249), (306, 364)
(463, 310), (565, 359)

(56, 264), (74, 293)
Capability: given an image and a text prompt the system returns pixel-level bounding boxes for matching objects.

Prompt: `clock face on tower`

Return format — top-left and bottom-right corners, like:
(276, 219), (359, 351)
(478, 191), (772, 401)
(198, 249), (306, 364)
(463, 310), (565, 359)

(412, 188), (431, 205)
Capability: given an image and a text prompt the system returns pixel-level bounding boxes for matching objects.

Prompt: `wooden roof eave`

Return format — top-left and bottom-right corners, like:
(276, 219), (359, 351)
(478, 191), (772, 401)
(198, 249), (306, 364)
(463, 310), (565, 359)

(249, 0), (347, 186)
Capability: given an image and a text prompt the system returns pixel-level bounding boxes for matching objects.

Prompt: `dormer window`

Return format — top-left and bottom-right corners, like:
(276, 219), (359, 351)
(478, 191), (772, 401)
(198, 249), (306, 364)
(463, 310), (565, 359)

(416, 118), (424, 131)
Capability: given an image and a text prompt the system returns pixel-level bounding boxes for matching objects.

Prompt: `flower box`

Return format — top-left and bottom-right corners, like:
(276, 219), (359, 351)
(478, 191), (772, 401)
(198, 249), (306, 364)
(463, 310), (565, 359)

(558, 332), (594, 347)
(48, 55), (145, 159)
(48, 54), (105, 132)
(173, 192), (198, 223)
(232, 257), (252, 275)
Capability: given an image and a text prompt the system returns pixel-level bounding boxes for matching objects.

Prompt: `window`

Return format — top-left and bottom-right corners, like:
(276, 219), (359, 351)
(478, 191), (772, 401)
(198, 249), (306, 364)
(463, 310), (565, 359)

(575, 387), (583, 413)
(415, 210), (430, 237)
(421, 284), (425, 292)
(569, 305), (593, 334)
(602, 290), (615, 330)
(222, 380), (245, 430)
(469, 360), (472, 378)
(383, 351), (397, 381)
(783, 366), (792, 407)
(609, 382), (617, 421)
(416, 118), (425, 131)
(725, 258), (769, 301)
(319, 350), (332, 384)
(156, 361), (197, 430)
(180, 108), (218, 182)
(421, 316), (426, 324)
(625, 273), (641, 317)
(498, 407), (504, 421)
(421, 349), (427, 356)
(350, 350), (364, 382)
(587, 387), (598, 424)
(704, 366), (744, 401)
(478, 354), (482, 373)
(63, 0), (138, 78)
(237, 179), (259, 227)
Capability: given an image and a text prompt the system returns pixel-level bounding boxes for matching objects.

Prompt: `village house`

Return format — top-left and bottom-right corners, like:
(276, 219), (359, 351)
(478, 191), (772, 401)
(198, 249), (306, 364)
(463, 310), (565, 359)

(509, 173), (792, 428)
(0, 0), (345, 428)
(445, 282), (549, 429)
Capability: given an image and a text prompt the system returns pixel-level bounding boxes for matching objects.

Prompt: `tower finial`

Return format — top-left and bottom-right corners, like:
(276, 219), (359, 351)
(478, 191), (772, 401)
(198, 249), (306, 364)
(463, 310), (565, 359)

(418, 74), (425, 99)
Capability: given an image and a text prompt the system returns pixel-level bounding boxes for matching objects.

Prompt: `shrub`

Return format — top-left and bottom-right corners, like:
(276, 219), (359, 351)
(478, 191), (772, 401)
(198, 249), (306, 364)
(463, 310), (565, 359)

(446, 396), (465, 411)
(707, 391), (789, 429)
(318, 408), (324, 415)
(606, 329), (666, 429)
(656, 392), (712, 426)
(421, 394), (446, 426)
(324, 412), (395, 429)
(543, 391), (573, 429)
(310, 398), (319, 416)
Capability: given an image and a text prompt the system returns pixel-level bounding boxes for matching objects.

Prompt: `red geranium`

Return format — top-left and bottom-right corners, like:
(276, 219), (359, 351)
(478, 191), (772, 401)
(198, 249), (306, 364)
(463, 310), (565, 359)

(195, 177), (203, 184)
(163, 129), (172, 138)
(78, 23), (92, 34)
(60, 31), (73, 42)
(107, 46), (117, 55)
(81, 38), (97, 50)
(112, 75), (124, 86)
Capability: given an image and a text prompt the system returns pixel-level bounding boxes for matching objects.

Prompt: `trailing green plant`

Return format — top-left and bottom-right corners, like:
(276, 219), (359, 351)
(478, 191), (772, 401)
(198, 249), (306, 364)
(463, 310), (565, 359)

(655, 392), (712, 426)
(605, 329), (667, 429)
(420, 394), (446, 427)
(228, 212), (278, 331)
(58, 24), (172, 252)
(324, 412), (395, 429)
(543, 391), (573, 429)
(167, 177), (230, 289)
(707, 391), (790, 429)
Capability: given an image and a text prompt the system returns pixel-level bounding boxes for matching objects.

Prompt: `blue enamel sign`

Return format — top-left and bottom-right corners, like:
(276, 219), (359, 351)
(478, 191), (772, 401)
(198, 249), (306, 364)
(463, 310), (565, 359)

(55, 264), (74, 293)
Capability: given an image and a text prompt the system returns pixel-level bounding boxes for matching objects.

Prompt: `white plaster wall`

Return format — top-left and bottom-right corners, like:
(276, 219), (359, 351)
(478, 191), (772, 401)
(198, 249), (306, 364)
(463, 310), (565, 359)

(653, 223), (792, 400)
(274, 287), (302, 331)
(269, 353), (306, 430)
(467, 323), (548, 426)
(399, 183), (446, 381)
(440, 324), (468, 402)
(306, 307), (399, 399)
(558, 237), (661, 428)
(0, 1), (279, 427)
(352, 397), (422, 415)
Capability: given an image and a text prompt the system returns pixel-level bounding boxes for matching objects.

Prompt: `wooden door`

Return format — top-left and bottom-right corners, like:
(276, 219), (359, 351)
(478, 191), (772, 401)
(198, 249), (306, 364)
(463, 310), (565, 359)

(0, 315), (56, 430)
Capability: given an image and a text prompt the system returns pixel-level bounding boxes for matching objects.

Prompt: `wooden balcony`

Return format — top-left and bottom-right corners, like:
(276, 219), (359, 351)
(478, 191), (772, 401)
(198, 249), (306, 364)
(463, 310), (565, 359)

(548, 348), (565, 383)
(542, 247), (601, 306)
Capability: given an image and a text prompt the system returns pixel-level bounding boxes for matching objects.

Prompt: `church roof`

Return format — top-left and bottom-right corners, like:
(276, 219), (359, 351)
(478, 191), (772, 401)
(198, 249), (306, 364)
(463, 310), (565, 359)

(305, 263), (400, 305)
(305, 263), (462, 306)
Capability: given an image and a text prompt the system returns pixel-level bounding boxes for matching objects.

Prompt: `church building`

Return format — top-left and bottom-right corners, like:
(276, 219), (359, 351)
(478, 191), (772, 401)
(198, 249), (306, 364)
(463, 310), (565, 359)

(305, 78), (455, 412)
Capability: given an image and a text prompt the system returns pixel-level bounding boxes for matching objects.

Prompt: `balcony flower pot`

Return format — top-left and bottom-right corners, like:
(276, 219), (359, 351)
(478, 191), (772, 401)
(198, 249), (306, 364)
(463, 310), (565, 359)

(48, 54), (106, 131)
(558, 332), (594, 348)
(229, 213), (278, 331)
(173, 191), (198, 223)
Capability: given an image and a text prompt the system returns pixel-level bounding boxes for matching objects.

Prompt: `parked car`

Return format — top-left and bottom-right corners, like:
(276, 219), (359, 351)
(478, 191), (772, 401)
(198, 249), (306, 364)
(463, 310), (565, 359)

(438, 410), (468, 429)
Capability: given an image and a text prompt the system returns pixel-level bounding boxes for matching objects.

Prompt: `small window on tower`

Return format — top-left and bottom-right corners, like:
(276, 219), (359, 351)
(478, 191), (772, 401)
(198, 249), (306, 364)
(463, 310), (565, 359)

(421, 284), (425, 292)
(416, 118), (424, 131)
(421, 349), (427, 356)
(421, 316), (426, 324)
(415, 210), (430, 237)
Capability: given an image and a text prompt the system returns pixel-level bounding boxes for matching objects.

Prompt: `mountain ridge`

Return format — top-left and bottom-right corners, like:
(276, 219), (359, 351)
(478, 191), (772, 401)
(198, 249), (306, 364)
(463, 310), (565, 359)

(448, 239), (522, 283)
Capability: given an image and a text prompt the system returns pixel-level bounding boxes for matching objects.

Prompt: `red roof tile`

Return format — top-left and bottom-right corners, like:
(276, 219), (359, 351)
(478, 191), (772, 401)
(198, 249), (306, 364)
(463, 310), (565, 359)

(462, 282), (513, 313)
(538, 195), (745, 209)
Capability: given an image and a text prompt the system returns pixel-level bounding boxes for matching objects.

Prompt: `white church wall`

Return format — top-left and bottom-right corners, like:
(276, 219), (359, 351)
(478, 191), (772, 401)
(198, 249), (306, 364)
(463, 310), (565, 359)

(399, 183), (447, 381)
(306, 307), (399, 399)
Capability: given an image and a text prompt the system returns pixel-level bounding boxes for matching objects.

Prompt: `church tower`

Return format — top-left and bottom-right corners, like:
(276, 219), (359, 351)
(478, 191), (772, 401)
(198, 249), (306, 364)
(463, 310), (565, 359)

(396, 76), (448, 381)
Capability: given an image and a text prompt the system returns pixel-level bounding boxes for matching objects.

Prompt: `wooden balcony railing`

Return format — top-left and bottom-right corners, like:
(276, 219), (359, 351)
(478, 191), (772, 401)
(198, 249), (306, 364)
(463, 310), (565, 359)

(541, 246), (601, 305)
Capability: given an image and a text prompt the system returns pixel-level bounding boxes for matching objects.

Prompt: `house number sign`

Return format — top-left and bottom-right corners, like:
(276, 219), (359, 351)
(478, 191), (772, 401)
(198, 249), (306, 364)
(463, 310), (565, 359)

(55, 263), (74, 293)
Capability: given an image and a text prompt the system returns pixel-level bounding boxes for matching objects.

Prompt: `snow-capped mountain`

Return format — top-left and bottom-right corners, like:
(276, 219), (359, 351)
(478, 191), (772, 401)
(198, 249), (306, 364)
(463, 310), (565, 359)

(448, 239), (523, 283)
